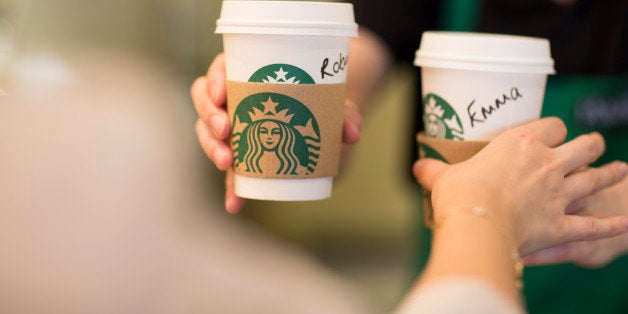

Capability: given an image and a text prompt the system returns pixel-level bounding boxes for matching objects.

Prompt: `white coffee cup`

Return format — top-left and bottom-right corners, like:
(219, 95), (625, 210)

(414, 31), (555, 141)
(216, 1), (357, 201)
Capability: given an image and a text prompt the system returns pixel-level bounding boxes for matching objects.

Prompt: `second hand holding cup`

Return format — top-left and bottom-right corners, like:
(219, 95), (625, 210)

(413, 31), (556, 226)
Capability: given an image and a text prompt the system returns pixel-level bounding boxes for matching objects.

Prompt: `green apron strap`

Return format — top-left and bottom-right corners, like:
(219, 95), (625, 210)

(440, 0), (483, 31)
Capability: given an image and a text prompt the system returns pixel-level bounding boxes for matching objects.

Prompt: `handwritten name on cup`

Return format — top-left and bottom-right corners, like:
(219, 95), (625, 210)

(467, 87), (523, 128)
(320, 53), (349, 80)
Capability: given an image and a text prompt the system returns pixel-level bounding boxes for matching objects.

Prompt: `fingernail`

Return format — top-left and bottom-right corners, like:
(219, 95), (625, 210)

(214, 148), (228, 168)
(617, 162), (628, 177)
(226, 197), (241, 215)
(210, 83), (220, 103)
(343, 121), (360, 144)
(225, 198), (236, 214)
(348, 121), (360, 141)
(210, 114), (226, 138)
(413, 159), (423, 170)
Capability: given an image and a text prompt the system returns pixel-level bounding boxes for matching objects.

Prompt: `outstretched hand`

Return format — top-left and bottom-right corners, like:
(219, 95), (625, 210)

(413, 117), (628, 256)
(191, 53), (362, 214)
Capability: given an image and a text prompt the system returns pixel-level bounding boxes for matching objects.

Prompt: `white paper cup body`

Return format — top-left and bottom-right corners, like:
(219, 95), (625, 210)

(420, 67), (548, 140)
(223, 34), (350, 84)
(415, 32), (555, 141)
(217, 1), (356, 201)
(223, 34), (350, 201)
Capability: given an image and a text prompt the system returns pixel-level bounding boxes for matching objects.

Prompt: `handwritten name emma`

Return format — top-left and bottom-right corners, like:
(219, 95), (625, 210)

(467, 87), (523, 128)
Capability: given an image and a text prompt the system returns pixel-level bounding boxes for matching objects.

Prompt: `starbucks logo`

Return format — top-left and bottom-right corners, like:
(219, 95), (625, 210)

(418, 143), (448, 163)
(423, 93), (464, 140)
(232, 93), (320, 175)
(248, 64), (315, 84)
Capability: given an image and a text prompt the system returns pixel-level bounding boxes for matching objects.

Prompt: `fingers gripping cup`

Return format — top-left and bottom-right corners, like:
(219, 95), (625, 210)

(216, 1), (358, 201)
(414, 32), (555, 226)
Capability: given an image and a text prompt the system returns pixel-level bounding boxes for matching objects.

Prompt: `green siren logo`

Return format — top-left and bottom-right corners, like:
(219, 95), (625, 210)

(418, 143), (448, 163)
(248, 64), (315, 84)
(423, 93), (464, 140)
(232, 93), (320, 175)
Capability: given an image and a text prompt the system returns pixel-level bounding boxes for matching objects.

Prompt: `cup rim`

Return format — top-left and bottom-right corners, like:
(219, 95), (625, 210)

(414, 31), (556, 74)
(216, 20), (358, 37)
(215, 0), (358, 37)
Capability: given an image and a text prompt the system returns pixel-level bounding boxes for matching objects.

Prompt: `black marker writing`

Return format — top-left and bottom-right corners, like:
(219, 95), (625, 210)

(467, 87), (523, 128)
(321, 58), (333, 79)
(320, 53), (349, 79)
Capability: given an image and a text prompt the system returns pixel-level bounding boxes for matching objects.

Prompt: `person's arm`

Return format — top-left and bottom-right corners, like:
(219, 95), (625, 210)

(401, 118), (628, 311)
(190, 28), (393, 213)
(345, 28), (393, 113)
(397, 217), (525, 313)
(419, 214), (522, 303)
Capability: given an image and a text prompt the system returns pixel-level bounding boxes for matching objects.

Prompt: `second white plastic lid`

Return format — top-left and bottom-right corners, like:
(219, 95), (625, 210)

(415, 31), (555, 74)
(216, 1), (358, 37)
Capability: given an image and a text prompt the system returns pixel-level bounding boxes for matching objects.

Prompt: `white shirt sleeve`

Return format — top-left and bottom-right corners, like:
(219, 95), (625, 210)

(395, 277), (526, 314)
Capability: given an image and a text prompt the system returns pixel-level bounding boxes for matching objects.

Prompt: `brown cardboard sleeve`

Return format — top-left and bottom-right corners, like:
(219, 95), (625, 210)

(417, 132), (489, 228)
(227, 81), (345, 179)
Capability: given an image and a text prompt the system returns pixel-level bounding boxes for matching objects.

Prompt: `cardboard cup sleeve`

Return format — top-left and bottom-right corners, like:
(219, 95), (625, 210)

(417, 132), (489, 228)
(227, 81), (345, 179)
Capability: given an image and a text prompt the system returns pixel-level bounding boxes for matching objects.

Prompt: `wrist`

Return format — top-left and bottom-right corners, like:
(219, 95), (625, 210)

(434, 205), (517, 246)
(430, 208), (524, 300)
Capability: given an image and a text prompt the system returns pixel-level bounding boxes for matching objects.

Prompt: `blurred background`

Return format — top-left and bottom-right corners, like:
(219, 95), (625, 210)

(0, 0), (419, 313)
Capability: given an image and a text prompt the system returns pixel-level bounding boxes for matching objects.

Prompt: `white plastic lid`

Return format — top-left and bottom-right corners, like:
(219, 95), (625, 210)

(414, 31), (555, 74)
(216, 1), (358, 37)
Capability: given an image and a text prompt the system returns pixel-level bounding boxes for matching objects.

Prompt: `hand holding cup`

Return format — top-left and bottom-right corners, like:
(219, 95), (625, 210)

(413, 117), (628, 256)
(192, 0), (363, 212)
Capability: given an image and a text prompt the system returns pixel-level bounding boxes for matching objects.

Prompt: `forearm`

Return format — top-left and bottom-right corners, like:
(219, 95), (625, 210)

(346, 27), (393, 112)
(415, 213), (522, 306)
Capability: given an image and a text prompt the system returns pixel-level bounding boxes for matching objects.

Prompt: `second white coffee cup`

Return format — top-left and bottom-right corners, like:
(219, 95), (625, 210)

(414, 31), (556, 141)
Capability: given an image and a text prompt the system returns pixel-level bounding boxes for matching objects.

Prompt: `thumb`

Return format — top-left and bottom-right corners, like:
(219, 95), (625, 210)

(413, 158), (449, 191)
(342, 100), (362, 145)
